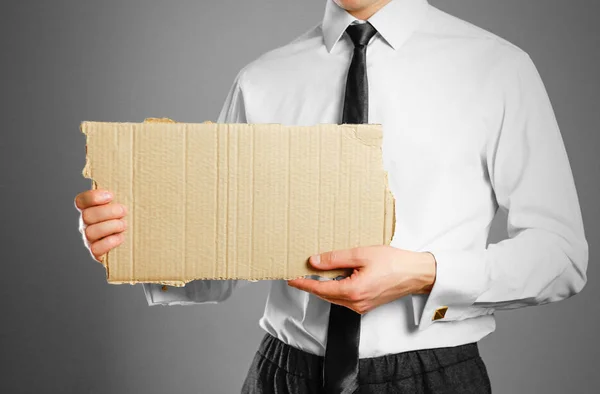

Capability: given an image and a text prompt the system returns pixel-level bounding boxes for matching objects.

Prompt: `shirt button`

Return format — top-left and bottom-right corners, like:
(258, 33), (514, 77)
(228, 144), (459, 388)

(432, 306), (448, 321)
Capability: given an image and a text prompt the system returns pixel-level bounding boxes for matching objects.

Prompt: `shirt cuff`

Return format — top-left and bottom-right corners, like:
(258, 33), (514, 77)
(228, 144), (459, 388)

(143, 283), (201, 306)
(142, 282), (228, 306)
(411, 250), (493, 330)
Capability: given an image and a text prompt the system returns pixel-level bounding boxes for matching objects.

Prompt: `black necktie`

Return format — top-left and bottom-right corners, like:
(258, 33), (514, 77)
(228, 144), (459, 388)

(323, 21), (378, 394)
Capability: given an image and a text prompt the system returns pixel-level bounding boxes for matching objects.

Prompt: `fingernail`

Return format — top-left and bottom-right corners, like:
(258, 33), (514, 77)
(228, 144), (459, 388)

(102, 191), (112, 200)
(311, 255), (321, 265)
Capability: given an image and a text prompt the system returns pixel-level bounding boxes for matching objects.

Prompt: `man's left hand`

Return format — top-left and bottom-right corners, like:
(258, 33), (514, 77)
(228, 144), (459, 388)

(287, 246), (437, 314)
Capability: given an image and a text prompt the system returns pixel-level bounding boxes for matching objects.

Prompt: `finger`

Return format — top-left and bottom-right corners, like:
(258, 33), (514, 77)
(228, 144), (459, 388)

(75, 189), (113, 211)
(310, 247), (368, 270)
(287, 277), (355, 300)
(85, 219), (127, 243)
(82, 203), (127, 225)
(90, 233), (125, 260)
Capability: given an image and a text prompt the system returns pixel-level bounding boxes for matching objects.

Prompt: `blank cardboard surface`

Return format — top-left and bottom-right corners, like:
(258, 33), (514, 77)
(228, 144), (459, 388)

(81, 121), (395, 286)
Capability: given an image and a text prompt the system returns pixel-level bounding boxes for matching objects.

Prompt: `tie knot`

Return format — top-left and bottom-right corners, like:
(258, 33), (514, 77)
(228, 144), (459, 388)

(345, 22), (377, 47)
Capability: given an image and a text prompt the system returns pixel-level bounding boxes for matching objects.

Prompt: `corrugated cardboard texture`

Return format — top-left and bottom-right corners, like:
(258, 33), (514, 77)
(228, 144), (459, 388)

(81, 120), (395, 286)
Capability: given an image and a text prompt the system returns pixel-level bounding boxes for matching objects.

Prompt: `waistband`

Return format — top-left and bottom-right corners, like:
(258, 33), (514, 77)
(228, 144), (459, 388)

(256, 333), (481, 385)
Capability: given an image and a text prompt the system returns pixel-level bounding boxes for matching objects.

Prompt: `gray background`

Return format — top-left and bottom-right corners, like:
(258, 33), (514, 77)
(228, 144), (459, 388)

(1, 0), (598, 393)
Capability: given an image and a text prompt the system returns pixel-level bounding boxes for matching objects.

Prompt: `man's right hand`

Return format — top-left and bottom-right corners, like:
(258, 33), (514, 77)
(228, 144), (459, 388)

(74, 189), (127, 262)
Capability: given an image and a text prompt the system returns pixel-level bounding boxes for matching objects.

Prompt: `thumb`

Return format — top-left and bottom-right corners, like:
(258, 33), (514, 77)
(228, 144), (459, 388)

(310, 247), (367, 270)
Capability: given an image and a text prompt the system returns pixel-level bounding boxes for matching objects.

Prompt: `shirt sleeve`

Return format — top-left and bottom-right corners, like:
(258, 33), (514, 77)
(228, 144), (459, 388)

(412, 51), (589, 329)
(143, 68), (250, 306)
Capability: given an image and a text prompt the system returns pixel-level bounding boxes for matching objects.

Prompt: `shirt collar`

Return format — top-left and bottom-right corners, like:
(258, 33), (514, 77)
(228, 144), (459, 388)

(322, 0), (430, 52)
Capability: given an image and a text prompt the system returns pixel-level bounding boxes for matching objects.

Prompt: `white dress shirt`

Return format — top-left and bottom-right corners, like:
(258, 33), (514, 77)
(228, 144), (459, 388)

(142, 0), (588, 358)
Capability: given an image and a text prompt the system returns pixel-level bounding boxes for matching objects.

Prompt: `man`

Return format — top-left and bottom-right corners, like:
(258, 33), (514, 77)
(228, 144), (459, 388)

(75, 0), (589, 392)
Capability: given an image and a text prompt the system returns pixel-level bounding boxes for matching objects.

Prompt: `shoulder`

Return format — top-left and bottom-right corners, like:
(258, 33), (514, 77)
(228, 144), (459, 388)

(421, 5), (531, 66)
(233, 23), (324, 88)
